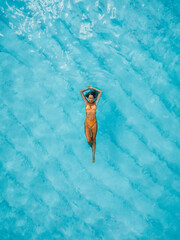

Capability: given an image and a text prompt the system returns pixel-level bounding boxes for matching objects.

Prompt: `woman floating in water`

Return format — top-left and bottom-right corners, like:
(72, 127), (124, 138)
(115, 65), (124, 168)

(80, 86), (102, 163)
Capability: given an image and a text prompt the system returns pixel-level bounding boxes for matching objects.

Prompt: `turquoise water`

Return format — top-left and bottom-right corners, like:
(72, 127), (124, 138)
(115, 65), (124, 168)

(0, 0), (180, 239)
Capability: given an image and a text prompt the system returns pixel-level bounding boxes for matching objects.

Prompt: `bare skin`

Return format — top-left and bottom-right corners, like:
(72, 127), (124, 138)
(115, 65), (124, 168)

(80, 85), (102, 163)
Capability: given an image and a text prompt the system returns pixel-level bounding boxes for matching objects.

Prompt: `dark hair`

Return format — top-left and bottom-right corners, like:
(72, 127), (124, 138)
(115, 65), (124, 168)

(85, 90), (98, 100)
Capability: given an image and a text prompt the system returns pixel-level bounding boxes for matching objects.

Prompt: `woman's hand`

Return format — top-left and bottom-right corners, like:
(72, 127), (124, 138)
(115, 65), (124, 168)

(88, 85), (92, 89)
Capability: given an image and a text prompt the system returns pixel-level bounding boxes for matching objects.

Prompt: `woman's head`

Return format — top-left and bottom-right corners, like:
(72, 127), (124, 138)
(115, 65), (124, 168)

(85, 91), (98, 103)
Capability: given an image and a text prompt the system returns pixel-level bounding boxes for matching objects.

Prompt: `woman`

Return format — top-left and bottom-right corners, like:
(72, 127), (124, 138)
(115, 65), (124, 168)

(80, 85), (102, 163)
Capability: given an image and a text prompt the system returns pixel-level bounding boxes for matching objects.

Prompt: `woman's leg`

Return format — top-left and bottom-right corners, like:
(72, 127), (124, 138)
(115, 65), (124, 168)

(91, 122), (97, 163)
(84, 120), (92, 147)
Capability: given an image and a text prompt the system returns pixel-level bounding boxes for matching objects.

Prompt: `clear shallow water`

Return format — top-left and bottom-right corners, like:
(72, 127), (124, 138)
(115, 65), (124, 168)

(0, 0), (180, 239)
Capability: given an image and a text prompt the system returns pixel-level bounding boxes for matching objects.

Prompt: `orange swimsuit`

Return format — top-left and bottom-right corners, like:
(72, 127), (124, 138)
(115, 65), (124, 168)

(85, 103), (97, 128)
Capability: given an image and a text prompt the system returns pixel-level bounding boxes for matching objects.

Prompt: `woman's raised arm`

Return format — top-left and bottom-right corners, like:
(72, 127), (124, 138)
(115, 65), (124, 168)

(89, 86), (102, 93)
(80, 87), (89, 103)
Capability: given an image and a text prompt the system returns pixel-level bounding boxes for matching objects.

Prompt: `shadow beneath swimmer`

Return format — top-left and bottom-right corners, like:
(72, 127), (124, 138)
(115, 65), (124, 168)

(88, 140), (92, 148)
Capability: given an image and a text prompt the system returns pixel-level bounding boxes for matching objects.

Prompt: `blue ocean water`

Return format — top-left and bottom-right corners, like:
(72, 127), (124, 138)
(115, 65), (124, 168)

(0, 0), (180, 239)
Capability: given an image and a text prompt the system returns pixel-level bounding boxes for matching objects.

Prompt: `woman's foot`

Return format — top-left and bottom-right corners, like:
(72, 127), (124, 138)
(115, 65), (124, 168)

(92, 156), (95, 163)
